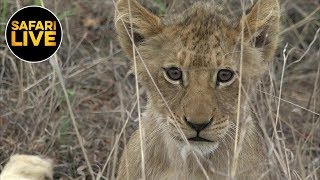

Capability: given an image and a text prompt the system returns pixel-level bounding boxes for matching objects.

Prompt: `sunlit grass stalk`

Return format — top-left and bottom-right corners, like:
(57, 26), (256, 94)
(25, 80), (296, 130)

(49, 55), (95, 180)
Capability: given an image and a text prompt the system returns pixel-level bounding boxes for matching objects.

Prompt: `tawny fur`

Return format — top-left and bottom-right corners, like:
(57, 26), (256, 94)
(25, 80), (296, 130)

(0, 155), (53, 180)
(0, 0), (280, 179)
(115, 0), (280, 179)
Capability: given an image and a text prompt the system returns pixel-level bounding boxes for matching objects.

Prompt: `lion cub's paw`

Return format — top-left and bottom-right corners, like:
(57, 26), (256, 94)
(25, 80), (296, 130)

(0, 154), (53, 180)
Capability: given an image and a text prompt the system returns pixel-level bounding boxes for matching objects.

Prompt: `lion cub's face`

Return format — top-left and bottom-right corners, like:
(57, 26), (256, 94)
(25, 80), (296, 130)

(116, 0), (279, 152)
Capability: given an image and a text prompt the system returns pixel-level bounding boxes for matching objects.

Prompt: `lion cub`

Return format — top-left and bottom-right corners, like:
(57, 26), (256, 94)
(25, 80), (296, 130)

(0, 0), (279, 179)
(115, 0), (279, 179)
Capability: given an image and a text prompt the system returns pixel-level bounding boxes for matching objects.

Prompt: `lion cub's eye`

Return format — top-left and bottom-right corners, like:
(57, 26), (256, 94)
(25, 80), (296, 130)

(217, 69), (234, 84)
(165, 67), (182, 81)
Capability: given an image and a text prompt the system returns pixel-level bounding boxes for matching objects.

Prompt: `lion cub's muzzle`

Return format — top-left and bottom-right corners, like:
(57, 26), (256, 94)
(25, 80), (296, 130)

(184, 116), (214, 142)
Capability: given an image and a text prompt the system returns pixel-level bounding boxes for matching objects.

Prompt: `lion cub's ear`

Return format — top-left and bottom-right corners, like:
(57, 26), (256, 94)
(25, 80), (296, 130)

(241, 0), (280, 61)
(115, 0), (163, 58)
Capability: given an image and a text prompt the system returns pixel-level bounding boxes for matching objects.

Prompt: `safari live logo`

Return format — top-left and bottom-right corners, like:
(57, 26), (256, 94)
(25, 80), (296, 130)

(5, 6), (62, 63)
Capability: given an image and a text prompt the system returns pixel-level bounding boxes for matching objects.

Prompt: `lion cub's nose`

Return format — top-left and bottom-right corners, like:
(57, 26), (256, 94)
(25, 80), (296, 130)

(184, 117), (213, 132)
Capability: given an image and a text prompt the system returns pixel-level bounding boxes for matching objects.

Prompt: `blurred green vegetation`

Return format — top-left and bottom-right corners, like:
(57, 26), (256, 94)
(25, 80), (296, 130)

(153, 0), (166, 15)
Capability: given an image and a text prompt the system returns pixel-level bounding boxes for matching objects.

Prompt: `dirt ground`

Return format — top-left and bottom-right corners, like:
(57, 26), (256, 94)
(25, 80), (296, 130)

(0, 0), (319, 179)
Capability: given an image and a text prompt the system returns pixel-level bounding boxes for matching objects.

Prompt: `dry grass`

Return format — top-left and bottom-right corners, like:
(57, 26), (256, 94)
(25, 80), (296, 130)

(0, 0), (319, 179)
